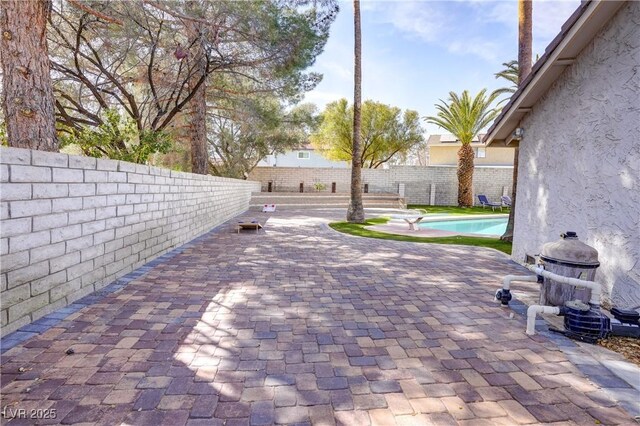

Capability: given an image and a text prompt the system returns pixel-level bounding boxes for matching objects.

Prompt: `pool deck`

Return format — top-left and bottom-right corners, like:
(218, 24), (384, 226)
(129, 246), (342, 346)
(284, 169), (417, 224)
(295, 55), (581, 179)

(1, 208), (638, 425)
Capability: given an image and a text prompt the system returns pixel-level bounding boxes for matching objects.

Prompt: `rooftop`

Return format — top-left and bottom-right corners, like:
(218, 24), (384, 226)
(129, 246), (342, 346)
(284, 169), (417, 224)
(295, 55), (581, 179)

(484, 0), (626, 146)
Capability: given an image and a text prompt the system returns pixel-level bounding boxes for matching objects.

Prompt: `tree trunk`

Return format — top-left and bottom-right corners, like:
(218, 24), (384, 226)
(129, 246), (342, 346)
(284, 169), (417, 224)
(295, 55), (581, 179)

(502, 0), (532, 242)
(501, 146), (518, 240)
(0, 0), (58, 151)
(518, 0), (533, 81)
(457, 144), (474, 207)
(187, 3), (208, 175)
(347, 0), (364, 223)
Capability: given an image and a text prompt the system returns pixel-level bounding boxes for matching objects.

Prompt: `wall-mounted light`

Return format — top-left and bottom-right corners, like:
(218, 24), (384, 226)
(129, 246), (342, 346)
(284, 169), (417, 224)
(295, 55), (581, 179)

(514, 127), (524, 139)
(505, 127), (524, 146)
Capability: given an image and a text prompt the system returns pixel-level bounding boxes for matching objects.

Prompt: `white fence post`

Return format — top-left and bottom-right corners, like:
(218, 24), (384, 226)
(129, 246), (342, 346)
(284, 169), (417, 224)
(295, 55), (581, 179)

(429, 183), (436, 206)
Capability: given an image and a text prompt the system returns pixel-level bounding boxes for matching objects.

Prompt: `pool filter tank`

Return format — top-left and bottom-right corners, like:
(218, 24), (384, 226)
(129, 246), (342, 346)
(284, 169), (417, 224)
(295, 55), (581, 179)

(539, 232), (600, 306)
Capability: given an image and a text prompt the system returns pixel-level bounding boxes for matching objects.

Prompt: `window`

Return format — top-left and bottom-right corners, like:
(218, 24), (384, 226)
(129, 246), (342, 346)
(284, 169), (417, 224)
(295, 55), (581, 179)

(297, 151), (310, 159)
(474, 147), (486, 158)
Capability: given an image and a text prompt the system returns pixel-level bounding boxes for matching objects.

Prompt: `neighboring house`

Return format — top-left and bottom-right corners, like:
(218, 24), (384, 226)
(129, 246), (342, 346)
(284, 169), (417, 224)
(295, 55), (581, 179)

(258, 144), (348, 168)
(427, 134), (514, 166)
(484, 1), (638, 309)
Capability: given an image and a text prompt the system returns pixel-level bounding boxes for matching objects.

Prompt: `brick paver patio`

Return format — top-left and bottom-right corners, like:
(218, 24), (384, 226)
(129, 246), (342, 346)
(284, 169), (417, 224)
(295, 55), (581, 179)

(1, 210), (635, 425)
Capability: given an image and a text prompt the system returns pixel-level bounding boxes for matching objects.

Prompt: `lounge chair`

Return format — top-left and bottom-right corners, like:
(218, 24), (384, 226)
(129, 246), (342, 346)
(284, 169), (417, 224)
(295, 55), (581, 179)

(236, 220), (263, 233)
(501, 195), (512, 207)
(477, 195), (502, 211)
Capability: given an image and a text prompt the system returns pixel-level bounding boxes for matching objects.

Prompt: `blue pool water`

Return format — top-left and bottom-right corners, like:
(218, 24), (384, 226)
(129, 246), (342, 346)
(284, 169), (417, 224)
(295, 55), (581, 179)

(419, 217), (508, 236)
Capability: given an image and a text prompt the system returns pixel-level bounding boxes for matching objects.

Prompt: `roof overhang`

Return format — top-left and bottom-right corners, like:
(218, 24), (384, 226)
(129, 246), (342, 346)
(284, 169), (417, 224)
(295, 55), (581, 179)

(484, 0), (626, 147)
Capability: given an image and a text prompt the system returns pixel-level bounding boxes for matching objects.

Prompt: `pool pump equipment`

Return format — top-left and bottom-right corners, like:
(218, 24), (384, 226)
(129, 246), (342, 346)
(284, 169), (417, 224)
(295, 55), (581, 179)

(553, 300), (611, 344)
(495, 232), (617, 342)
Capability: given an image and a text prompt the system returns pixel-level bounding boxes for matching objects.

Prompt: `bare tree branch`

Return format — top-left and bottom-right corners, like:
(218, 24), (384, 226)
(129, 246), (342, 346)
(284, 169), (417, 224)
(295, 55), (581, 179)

(67, 0), (123, 25)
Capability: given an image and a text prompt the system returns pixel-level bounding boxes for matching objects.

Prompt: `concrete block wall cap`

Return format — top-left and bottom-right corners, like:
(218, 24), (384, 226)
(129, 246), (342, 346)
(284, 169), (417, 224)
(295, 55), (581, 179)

(31, 150), (68, 168)
(0, 146), (32, 164)
(69, 155), (97, 170)
(96, 158), (119, 171)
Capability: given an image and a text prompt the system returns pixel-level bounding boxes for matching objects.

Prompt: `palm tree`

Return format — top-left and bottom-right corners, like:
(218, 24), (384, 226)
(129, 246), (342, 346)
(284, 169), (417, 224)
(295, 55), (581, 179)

(495, 55), (539, 96)
(425, 90), (500, 207)
(518, 0), (533, 80)
(347, 0), (365, 223)
(494, 60), (519, 96)
(501, 0), (533, 242)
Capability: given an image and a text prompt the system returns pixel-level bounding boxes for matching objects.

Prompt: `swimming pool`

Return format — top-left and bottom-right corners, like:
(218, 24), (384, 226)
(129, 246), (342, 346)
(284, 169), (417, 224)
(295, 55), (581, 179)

(419, 217), (508, 236)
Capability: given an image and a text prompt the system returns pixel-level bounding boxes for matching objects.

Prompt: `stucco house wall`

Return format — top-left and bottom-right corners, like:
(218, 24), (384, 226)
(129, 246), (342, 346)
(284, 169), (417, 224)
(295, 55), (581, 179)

(429, 145), (515, 166)
(513, 1), (639, 308)
(426, 134), (515, 166)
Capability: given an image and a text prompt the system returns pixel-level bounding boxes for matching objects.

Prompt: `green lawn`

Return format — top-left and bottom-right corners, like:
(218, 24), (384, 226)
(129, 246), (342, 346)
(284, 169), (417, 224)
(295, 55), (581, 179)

(329, 217), (512, 254)
(408, 205), (510, 215)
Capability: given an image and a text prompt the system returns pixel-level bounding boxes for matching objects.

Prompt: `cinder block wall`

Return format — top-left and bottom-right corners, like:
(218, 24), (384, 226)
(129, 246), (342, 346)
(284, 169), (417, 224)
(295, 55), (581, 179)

(249, 165), (513, 205)
(0, 147), (260, 336)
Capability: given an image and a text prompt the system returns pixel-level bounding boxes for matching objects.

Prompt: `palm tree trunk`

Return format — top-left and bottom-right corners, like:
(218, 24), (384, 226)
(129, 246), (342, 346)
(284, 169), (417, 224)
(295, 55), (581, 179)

(502, 146), (519, 238)
(347, 0), (364, 223)
(457, 144), (474, 207)
(518, 0), (533, 80)
(502, 0), (532, 242)
(187, 2), (208, 175)
(0, 0), (58, 151)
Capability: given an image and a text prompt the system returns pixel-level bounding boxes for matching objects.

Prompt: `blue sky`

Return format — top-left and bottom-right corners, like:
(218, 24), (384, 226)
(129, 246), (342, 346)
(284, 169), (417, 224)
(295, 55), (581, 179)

(303, 0), (581, 134)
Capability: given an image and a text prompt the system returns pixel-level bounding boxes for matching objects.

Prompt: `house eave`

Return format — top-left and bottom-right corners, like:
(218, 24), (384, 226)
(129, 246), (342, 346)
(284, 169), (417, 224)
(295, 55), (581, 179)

(484, 0), (626, 147)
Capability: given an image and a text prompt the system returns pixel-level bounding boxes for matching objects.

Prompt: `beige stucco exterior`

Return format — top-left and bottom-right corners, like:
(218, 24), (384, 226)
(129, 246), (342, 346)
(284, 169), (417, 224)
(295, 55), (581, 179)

(427, 135), (515, 166)
(512, 1), (639, 309)
(429, 145), (515, 166)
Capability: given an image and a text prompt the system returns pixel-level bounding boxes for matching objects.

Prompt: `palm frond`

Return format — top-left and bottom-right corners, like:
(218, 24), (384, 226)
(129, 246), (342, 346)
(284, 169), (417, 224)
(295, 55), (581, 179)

(424, 89), (499, 144)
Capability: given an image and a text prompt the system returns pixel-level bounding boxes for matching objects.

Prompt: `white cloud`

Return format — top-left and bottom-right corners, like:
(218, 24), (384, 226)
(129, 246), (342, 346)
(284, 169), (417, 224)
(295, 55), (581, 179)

(533, 1), (581, 49)
(467, 0), (581, 55)
(447, 38), (502, 62)
(303, 90), (348, 106)
(470, 1), (516, 28)
(365, 1), (502, 62)
(379, 1), (449, 43)
(320, 61), (353, 81)
(367, 0), (580, 62)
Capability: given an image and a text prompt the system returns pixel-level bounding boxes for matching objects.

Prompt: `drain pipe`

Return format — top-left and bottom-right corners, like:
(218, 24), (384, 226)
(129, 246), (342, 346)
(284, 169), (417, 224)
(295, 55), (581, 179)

(526, 305), (562, 335)
(495, 275), (540, 305)
(523, 264), (602, 306)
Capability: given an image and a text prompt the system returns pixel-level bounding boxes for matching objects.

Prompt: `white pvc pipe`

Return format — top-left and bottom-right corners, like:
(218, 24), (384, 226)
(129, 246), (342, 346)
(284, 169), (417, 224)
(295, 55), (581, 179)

(526, 305), (561, 335)
(524, 264), (602, 306)
(502, 274), (538, 291)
